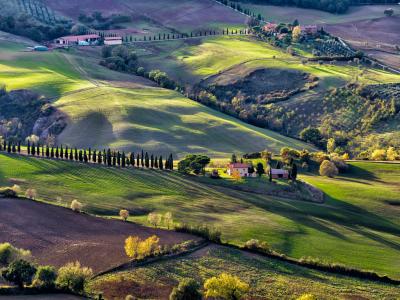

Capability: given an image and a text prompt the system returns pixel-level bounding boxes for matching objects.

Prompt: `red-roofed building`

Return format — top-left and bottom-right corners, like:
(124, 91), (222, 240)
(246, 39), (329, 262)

(263, 22), (278, 32)
(55, 34), (100, 46)
(227, 163), (256, 178)
(270, 168), (289, 179)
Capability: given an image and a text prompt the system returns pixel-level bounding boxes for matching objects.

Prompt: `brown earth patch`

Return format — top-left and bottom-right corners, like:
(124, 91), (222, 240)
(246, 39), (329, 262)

(0, 198), (199, 274)
(207, 68), (316, 105)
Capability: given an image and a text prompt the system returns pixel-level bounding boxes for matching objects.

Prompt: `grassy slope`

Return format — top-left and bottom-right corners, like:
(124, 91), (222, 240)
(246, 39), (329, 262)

(0, 153), (399, 278)
(137, 35), (400, 86)
(0, 40), (312, 156)
(88, 246), (400, 300)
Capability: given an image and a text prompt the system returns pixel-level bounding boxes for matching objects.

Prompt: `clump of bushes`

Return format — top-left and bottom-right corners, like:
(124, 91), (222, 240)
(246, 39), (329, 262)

(56, 261), (93, 294)
(243, 239), (272, 253)
(32, 265), (57, 289)
(100, 45), (138, 72)
(25, 188), (37, 199)
(1, 259), (37, 288)
(0, 243), (32, 266)
(319, 160), (339, 178)
(204, 273), (249, 300)
(169, 278), (202, 300)
(0, 187), (18, 198)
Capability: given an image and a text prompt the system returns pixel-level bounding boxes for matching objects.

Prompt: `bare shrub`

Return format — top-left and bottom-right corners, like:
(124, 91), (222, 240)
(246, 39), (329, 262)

(119, 209), (129, 221)
(70, 200), (83, 212)
(25, 188), (37, 199)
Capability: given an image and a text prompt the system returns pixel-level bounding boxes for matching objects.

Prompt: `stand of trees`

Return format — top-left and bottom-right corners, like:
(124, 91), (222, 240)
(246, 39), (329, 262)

(0, 139), (174, 171)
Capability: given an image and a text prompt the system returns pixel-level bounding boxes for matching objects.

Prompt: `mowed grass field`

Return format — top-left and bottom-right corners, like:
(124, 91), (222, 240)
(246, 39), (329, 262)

(0, 154), (399, 278)
(89, 245), (400, 300)
(0, 39), (313, 156)
(137, 35), (400, 86)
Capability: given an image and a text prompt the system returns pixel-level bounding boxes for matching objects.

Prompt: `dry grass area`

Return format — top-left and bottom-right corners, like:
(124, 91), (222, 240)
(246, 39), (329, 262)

(0, 198), (199, 274)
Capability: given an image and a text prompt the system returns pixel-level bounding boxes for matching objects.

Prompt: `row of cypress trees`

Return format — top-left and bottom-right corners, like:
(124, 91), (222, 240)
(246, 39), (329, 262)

(0, 140), (174, 171)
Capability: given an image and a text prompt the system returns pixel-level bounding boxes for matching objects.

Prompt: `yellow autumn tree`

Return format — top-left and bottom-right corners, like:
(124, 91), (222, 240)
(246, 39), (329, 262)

(292, 25), (302, 42)
(204, 273), (249, 300)
(125, 236), (140, 259)
(297, 294), (317, 300)
(232, 169), (241, 181)
(125, 235), (160, 259)
(371, 149), (386, 161)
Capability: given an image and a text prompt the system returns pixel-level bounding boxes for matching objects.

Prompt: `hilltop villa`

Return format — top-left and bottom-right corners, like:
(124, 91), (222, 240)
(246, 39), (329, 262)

(227, 163), (256, 178)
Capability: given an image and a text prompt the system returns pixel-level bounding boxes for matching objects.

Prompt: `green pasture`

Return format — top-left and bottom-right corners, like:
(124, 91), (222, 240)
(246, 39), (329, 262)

(0, 154), (399, 278)
(0, 42), (93, 97)
(89, 246), (400, 299)
(54, 86), (313, 156)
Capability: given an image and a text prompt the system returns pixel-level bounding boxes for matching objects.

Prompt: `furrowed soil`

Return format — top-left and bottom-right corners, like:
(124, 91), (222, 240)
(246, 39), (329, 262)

(0, 198), (199, 273)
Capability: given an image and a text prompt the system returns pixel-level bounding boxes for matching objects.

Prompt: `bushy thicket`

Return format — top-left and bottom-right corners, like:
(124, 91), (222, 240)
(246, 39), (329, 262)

(0, 14), (71, 42)
(175, 224), (221, 242)
(100, 45), (138, 72)
(78, 11), (131, 30)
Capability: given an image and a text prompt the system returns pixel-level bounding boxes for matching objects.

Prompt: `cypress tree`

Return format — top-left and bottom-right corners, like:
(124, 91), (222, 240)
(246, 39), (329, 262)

(145, 152), (149, 168)
(41, 145), (44, 156)
(154, 156), (158, 169)
(60, 145), (64, 159)
(103, 150), (107, 165)
(112, 152), (116, 166)
(98, 151), (102, 164)
(117, 151), (121, 166)
(36, 144), (40, 156)
(141, 150), (144, 167)
(11, 143), (16, 153)
(79, 150), (83, 162)
(27, 140), (31, 155)
(18, 142), (21, 154)
(6, 141), (11, 153)
(93, 150), (97, 163)
(46, 145), (50, 158)
(2, 139), (6, 151)
(74, 148), (78, 161)
(136, 153), (140, 167)
(69, 148), (73, 160)
(31, 143), (36, 156)
(122, 152), (126, 168)
(130, 152), (135, 167)
(55, 146), (59, 159)
(84, 151), (88, 163)
(88, 148), (92, 161)
(65, 146), (69, 159)
(51, 147), (54, 158)
(150, 154), (154, 168)
(159, 156), (163, 170)
(169, 154), (174, 170)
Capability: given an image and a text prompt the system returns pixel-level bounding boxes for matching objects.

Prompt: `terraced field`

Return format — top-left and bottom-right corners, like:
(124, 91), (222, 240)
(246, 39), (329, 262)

(0, 154), (399, 278)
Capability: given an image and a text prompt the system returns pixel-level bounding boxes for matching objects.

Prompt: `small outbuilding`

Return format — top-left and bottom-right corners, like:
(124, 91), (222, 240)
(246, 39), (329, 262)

(269, 168), (289, 179)
(104, 36), (123, 45)
(227, 163), (256, 178)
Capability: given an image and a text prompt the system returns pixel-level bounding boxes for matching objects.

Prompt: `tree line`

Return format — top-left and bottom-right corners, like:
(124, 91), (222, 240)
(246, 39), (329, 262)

(0, 139), (174, 171)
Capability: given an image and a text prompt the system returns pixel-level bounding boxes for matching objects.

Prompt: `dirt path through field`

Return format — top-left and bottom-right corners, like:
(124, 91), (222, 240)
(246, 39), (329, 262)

(0, 198), (200, 274)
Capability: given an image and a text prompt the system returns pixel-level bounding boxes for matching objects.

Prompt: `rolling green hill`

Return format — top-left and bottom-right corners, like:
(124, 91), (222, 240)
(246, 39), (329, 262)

(0, 153), (399, 278)
(0, 39), (314, 156)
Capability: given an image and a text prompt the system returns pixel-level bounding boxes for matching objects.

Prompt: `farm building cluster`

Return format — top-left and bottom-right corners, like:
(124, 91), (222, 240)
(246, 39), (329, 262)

(262, 22), (318, 41)
(54, 34), (123, 46)
(226, 162), (289, 180)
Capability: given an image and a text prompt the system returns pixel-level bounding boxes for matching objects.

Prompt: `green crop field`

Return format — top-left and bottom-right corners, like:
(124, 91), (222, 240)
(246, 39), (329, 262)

(88, 245), (400, 300)
(0, 154), (399, 278)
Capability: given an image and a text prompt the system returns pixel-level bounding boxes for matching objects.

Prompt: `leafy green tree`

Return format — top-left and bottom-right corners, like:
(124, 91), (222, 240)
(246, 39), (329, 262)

(2, 259), (36, 288)
(300, 127), (323, 146)
(169, 278), (202, 300)
(178, 155), (210, 175)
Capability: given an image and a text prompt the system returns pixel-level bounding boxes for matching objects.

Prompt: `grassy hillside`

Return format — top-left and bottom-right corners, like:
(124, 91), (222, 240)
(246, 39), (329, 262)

(0, 153), (399, 278)
(0, 40), (313, 156)
(89, 245), (400, 300)
(137, 35), (400, 86)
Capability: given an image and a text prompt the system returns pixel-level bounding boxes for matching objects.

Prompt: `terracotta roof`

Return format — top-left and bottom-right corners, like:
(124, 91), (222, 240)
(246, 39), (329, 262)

(228, 163), (250, 168)
(57, 34), (100, 42)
